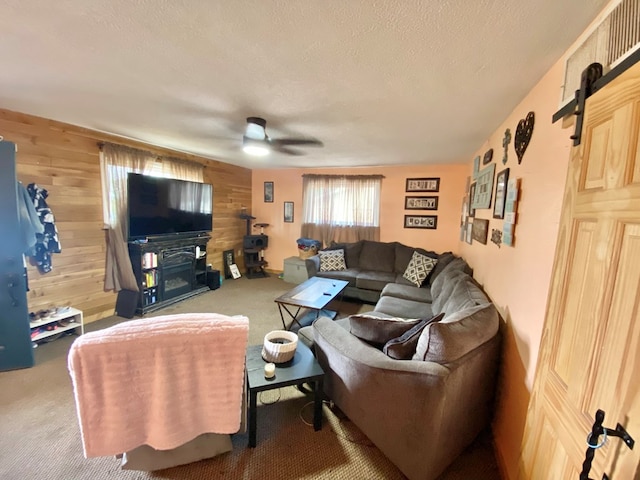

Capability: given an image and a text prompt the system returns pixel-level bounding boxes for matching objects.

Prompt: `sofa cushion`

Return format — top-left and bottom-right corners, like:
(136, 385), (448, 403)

(413, 303), (499, 363)
(325, 241), (364, 269)
(402, 251), (438, 287)
(425, 252), (457, 285)
(381, 283), (433, 304)
(355, 271), (397, 291)
(349, 312), (421, 346)
(430, 267), (469, 313)
(439, 277), (488, 317)
(319, 249), (347, 272)
(394, 243), (437, 274)
(315, 268), (360, 287)
(382, 313), (445, 360)
(375, 295), (434, 319)
(358, 240), (396, 273)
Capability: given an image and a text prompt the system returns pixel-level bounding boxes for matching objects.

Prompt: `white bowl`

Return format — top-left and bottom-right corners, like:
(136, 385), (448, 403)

(262, 330), (298, 363)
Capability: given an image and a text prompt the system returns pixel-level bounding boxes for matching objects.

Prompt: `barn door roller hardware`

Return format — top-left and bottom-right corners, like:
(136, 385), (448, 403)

(553, 48), (640, 146)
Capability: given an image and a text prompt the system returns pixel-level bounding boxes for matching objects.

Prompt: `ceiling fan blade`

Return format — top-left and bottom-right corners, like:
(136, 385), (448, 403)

(272, 144), (306, 156)
(272, 138), (323, 147)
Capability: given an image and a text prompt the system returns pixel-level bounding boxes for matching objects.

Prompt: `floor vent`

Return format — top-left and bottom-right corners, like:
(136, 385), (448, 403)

(562, 0), (640, 105)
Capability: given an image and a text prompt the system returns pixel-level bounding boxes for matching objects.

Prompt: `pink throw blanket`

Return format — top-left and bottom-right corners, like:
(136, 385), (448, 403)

(67, 313), (249, 458)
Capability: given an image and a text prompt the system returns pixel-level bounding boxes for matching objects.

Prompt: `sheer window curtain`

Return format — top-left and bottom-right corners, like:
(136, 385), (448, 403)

(99, 143), (203, 292)
(300, 174), (382, 247)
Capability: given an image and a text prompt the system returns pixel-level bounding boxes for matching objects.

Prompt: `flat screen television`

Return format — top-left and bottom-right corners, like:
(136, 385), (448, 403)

(127, 173), (213, 240)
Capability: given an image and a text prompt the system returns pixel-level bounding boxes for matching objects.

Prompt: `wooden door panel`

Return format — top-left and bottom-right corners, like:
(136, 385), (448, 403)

(521, 60), (640, 479)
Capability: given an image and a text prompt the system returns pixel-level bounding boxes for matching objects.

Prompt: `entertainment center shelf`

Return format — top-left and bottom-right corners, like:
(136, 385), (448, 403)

(128, 235), (210, 315)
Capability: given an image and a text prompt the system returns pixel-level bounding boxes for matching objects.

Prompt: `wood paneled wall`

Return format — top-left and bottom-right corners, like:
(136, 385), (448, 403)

(0, 108), (251, 324)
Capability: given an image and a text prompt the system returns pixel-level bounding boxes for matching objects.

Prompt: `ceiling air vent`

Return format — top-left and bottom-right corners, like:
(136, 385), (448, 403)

(561, 0), (640, 106)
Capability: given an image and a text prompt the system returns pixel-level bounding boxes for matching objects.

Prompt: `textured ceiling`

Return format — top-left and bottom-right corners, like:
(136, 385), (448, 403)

(0, 0), (609, 169)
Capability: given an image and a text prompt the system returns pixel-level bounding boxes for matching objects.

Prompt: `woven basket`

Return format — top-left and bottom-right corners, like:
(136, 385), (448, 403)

(298, 247), (318, 259)
(262, 330), (298, 363)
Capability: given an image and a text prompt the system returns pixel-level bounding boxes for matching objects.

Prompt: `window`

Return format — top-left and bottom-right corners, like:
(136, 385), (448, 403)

(301, 174), (382, 245)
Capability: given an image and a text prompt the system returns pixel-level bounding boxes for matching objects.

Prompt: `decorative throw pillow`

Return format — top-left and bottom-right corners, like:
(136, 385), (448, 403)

(382, 313), (445, 360)
(403, 251), (438, 287)
(349, 313), (421, 345)
(319, 249), (347, 272)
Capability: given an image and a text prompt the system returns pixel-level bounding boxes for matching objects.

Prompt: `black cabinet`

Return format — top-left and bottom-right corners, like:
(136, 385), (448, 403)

(128, 235), (210, 315)
(0, 141), (34, 371)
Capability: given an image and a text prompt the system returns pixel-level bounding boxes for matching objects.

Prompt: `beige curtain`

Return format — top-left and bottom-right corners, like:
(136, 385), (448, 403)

(300, 174), (382, 247)
(100, 143), (204, 292)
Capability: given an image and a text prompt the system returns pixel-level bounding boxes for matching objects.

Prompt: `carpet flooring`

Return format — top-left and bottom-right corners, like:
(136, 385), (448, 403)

(0, 275), (501, 479)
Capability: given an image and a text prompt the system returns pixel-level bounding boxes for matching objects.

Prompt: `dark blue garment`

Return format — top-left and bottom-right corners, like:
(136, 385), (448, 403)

(26, 183), (61, 274)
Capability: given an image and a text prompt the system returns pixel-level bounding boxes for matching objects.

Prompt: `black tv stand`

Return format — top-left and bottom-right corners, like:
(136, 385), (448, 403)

(127, 235), (211, 315)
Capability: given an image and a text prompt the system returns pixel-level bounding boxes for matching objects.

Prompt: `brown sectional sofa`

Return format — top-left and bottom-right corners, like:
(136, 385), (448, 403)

(300, 241), (501, 480)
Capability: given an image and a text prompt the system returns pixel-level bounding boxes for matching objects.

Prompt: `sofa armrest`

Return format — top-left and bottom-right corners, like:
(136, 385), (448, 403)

(312, 315), (500, 480)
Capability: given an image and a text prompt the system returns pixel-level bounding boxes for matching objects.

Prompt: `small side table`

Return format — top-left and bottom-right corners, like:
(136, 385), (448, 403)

(245, 342), (324, 447)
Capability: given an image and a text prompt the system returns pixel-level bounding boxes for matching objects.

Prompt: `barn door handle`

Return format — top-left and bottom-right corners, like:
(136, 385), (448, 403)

(580, 409), (634, 480)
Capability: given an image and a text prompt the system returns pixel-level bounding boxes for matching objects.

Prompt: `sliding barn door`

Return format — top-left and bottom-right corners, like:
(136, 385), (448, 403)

(520, 61), (640, 478)
(0, 141), (33, 371)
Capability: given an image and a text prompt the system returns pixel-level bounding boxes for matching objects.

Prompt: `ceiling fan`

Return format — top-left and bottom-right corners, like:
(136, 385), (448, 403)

(242, 117), (323, 156)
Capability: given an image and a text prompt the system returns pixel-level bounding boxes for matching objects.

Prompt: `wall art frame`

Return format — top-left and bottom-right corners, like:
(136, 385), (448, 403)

(471, 163), (495, 209)
(493, 167), (510, 219)
(264, 181), (274, 203)
(472, 218), (489, 245)
(404, 215), (437, 229)
(404, 195), (438, 210)
(468, 182), (477, 217)
(283, 201), (294, 223)
(405, 177), (440, 192)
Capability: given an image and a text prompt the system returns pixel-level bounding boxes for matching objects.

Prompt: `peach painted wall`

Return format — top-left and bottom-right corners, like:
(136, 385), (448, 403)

(460, 2), (621, 478)
(251, 164), (467, 271)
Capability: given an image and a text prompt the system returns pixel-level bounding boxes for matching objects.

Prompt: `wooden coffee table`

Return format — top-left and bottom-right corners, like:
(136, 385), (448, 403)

(245, 342), (324, 447)
(274, 276), (349, 330)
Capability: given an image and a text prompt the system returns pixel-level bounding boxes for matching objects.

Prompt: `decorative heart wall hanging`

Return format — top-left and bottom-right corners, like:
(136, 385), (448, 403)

(514, 111), (535, 164)
(502, 128), (511, 165)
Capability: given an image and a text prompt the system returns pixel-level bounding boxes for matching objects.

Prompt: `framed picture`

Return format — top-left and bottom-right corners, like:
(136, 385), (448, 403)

(284, 201), (294, 223)
(404, 215), (437, 229)
(405, 196), (438, 210)
(405, 177), (440, 192)
(472, 218), (489, 245)
(471, 163), (495, 209)
(473, 156), (481, 178)
(468, 182), (477, 217)
(465, 220), (473, 244)
(493, 168), (510, 219)
(264, 181), (274, 203)
(223, 249), (235, 279)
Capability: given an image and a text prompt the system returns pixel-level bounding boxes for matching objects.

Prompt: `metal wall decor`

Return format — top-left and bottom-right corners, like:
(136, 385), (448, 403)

(404, 215), (437, 229)
(502, 128), (511, 165)
(405, 196), (438, 210)
(514, 111), (535, 164)
(405, 178), (440, 192)
(483, 148), (493, 165)
(471, 218), (489, 245)
(491, 229), (502, 248)
(471, 163), (495, 209)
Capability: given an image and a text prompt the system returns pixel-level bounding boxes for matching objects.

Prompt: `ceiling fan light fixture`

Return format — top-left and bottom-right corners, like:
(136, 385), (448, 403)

(242, 137), (270, 156)
(245, 117), (267, 140)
